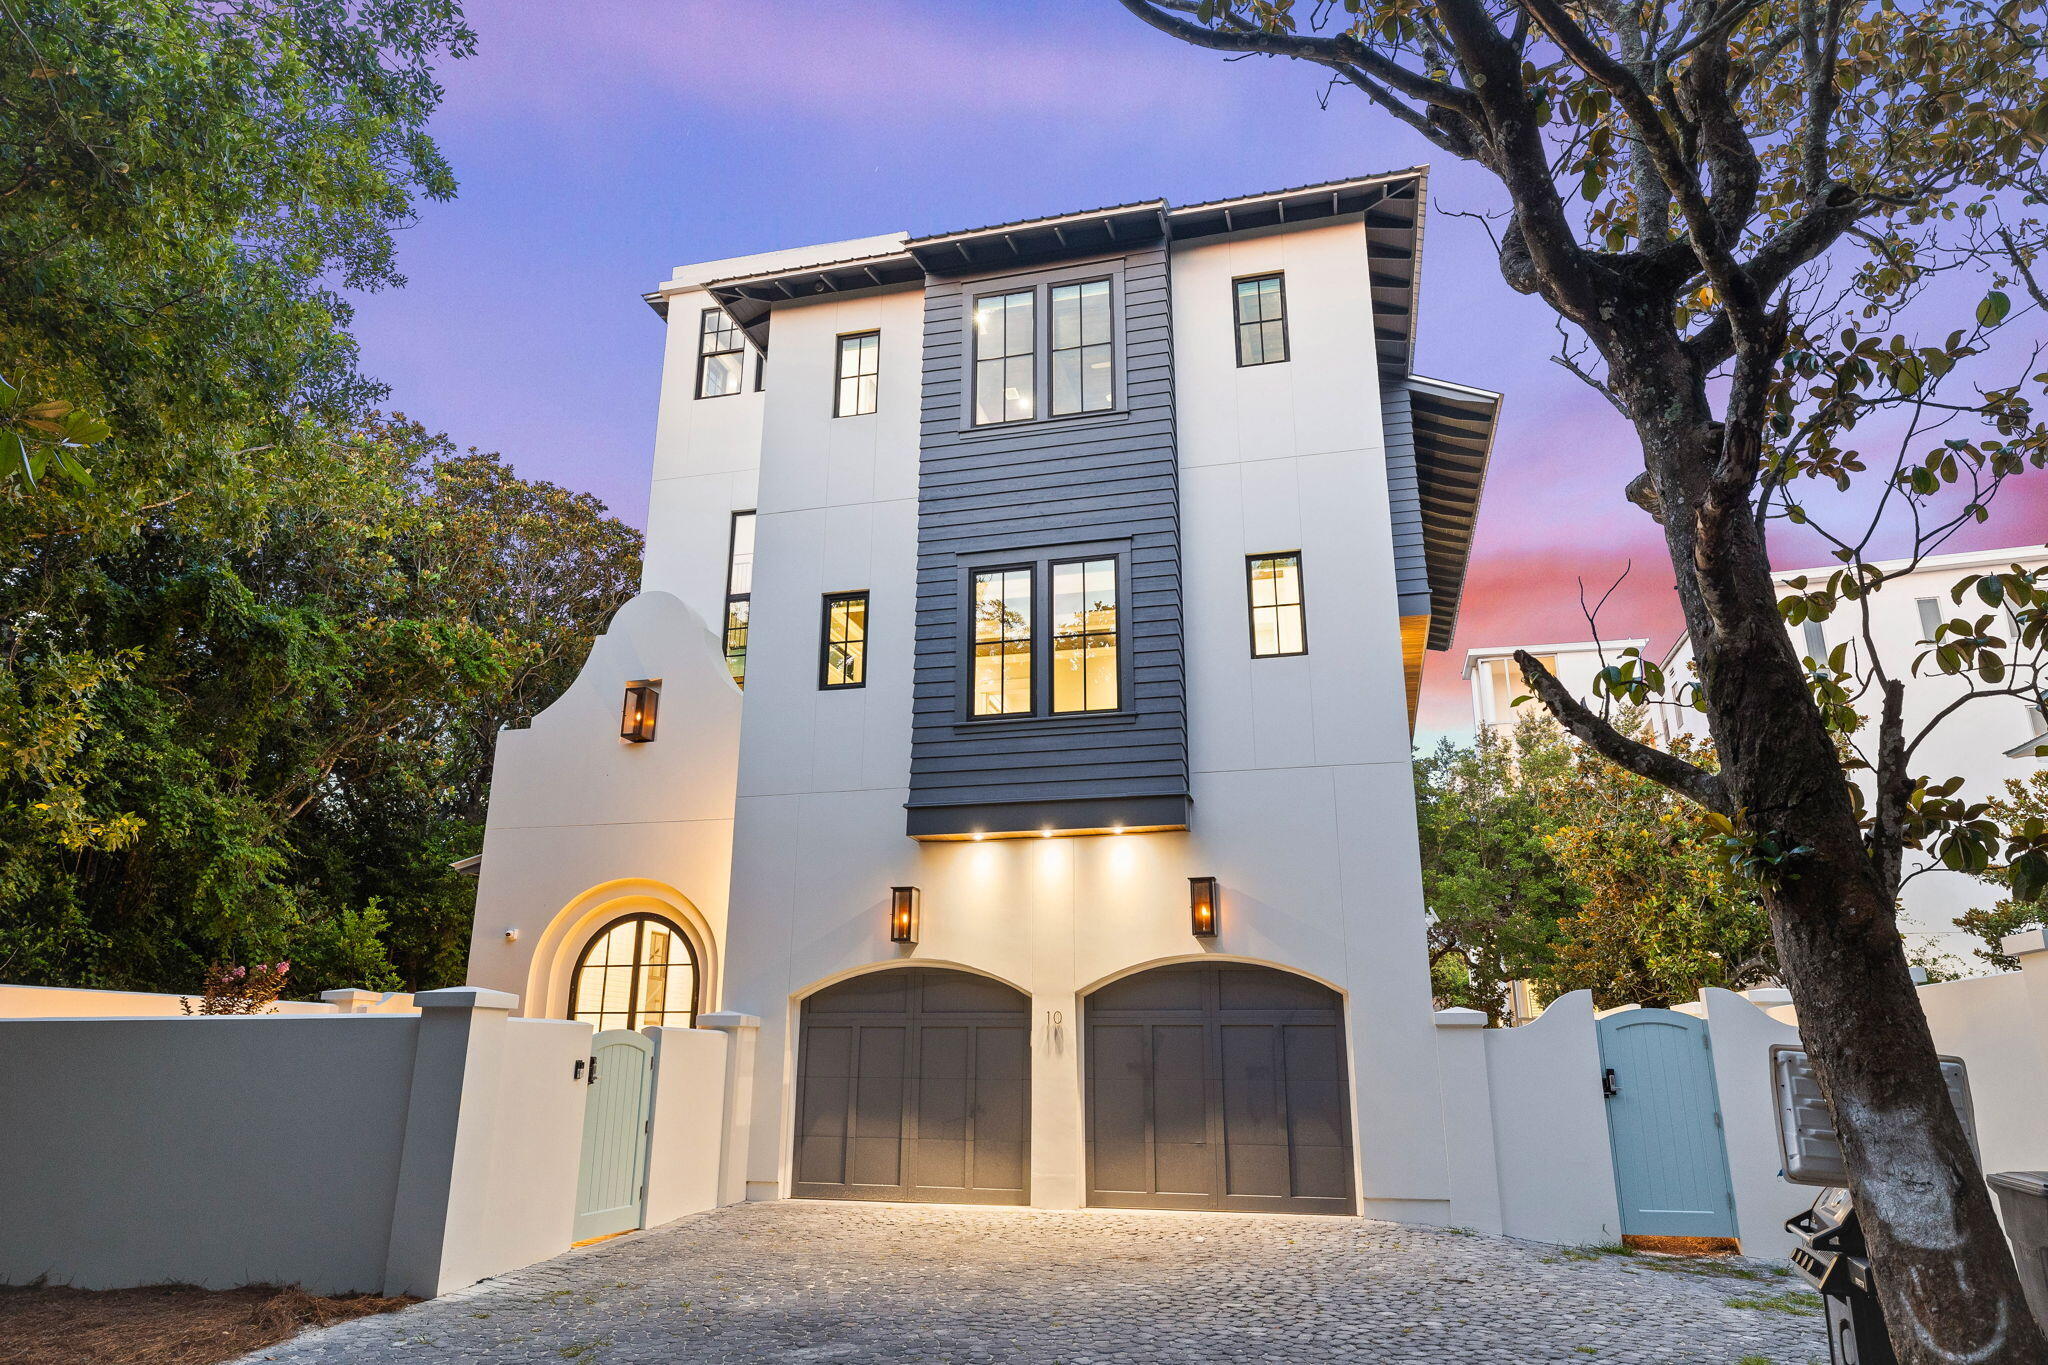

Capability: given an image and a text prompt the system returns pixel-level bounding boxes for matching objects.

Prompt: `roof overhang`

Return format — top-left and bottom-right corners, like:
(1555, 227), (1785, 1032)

(1407, 374), (1500, 652)
(698, 248), (925, 349)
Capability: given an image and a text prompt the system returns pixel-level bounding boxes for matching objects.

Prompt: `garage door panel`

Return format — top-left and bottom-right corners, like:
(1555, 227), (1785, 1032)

(1086, 964), (1354, 1215)
(795, 969), (1029, 1206)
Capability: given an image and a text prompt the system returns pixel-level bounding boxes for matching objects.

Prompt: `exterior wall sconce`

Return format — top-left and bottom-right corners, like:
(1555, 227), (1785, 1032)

(621, 680), (661, 743)
(889, 886), (921, 944)
(1189, 876), (1219, 938)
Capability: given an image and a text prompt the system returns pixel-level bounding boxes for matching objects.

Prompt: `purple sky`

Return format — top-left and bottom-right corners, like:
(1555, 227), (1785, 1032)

(347, 0), (2047, 741)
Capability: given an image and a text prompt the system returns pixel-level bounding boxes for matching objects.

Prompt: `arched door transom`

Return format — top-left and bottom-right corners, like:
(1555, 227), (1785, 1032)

(568, 913), (700, 1031)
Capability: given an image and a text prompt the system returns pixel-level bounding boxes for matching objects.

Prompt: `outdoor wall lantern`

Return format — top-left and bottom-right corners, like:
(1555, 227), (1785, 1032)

(621, 679), (661, 743)
(1189, 876), (1220, 938)
(889, 886), (921, 944)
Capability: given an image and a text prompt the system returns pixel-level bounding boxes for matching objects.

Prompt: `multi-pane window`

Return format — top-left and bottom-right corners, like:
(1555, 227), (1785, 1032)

(836, 332), (879, 417)
(821, 591), (868, 688)
(697, 307), (746, 398)
(971, 567), (1034, 715)
(1234, 274), (1289, 367)
(1051, 557), (1118, 712)
(570, 915), (699, 1032)
(1050, 280), (1113, 416)
(1916, 596), (1942, 642)
(723, 511), (755, 686)
(973, 289), (1037, 425)
(1247, 553), (1307, 657)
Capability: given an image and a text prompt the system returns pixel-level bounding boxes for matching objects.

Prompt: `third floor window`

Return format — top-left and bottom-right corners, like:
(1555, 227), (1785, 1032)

(973, 289), (1037, 425)
(723, 511), (755, 686)
(697, 308), (746, 398)
(1234, 274), (1289, 367)
(836, 332), (879, 416)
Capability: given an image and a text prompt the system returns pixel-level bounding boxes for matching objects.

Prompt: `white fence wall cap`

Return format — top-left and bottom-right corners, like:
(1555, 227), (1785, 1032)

(697, 1011), (762, 1030)
(413, 986), (519, 1012)
(1434, 1008), (1488, 1028)
(1738, 987), (1794, 1006)
(1999, 926), (2048, 958)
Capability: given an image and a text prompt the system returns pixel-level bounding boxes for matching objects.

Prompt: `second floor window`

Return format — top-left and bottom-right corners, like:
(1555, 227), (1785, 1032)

(698, 308), (746, 398)
(971, 567), (1034, 715)
(973, 289), (1037, 425)
(821, 592), (868, 688)
(1051, 557), (1118, 712)
(1050, 280), (1113, 415)
(724, 511), (755, 685)
(1247, 552), (1307, 657)
(836, 332), (879, 416)
(1234, 274), (1289, 367)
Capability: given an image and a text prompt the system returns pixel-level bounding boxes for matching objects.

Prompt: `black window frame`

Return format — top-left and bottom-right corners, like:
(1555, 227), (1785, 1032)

(958, 545), (1131, 722)
(1245, 551), (1309, 658)
(696, 306), (748, 399)
(970, 287), (1039, 427)
(1047, 277), (1116, 418)
(567, 912), (702, 1032)
(1233, 273), (1290, 368)
(723, 510), (755, 687)
(834, 331), (880, 417)
(1047, 553), (1122, 714)
(819, 590), (870, 690)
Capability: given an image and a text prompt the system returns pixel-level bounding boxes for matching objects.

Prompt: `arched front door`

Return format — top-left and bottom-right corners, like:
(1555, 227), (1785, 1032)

(1085, 962), (1354, 1215)
(792, 967), (1030, 1205)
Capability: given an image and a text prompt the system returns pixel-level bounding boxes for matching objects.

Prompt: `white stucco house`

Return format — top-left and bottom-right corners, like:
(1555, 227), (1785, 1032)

(1462, 639), (1648, 735)
(463, 169), (1505, 1219)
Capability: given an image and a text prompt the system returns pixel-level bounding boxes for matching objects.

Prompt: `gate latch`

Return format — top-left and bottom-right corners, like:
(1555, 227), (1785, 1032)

(1601, 1067), (1619, 1099)
(587, 1056), (600, 1085)
(573, 1059), (585, 1081)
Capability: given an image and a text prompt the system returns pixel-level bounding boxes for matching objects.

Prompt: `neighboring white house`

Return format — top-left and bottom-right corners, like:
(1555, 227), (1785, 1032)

(462, 169), (1508, 1221)
(1651, 545), (2048, 961)
(1462, 639), (1647, 735)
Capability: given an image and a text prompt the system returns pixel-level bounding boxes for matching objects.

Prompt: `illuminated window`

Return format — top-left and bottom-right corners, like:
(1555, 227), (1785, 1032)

(1247, 553), (1307, 657)
(1234, 274), (1288, 367)
(697, 307), (746, 398)
(569, 915), (699, 1032)
(1049, 280), (1113, 415)
(821, 591), (868, 688)
(973, 289), (1036, 425)
(1051, 557), (1118, 712)
(724, 511), (754, 686)
(835, 332), (879, 417)
(972, 567), (1034, 715)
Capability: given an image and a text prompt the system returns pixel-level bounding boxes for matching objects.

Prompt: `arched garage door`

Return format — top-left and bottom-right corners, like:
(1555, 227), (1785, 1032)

(1086, 962), (1353, 1214)
(793, 967), (1030, 1205)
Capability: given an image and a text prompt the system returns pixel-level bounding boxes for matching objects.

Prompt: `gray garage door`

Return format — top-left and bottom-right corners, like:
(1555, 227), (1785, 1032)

(1086, 963), (1353, 1214)
(793, 968), (1030, 1205)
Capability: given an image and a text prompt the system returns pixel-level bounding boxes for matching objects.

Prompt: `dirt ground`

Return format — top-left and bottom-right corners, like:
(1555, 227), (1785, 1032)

(0, 1283), (412, 1365)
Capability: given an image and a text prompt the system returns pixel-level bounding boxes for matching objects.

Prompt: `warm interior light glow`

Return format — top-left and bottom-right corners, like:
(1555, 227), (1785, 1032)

(889, 886), (920, 944)
(1189, 876), (1219, 938)
(1040, 827), (1053, 838)
(620, 680), (661, 743)
(1110, 824), (1125, 835)
(972, 830), (986, 842)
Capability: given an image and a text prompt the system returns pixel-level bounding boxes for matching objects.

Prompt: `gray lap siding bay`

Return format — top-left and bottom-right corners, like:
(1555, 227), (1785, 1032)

(907, 243), (1188, 836)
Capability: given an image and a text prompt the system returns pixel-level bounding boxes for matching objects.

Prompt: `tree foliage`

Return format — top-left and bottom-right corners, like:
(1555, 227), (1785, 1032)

(1956, 770), (2048, 969)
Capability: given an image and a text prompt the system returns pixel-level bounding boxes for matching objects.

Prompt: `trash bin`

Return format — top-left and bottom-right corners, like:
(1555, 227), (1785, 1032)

(1786, 1187), (1896, 1365)
(1988, 1171), (2048, 1333)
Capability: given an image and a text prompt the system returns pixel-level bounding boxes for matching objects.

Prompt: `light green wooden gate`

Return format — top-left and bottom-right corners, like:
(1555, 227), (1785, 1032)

(573, 1030), (654, 1242)
(1597, 1008), (1738, 1239)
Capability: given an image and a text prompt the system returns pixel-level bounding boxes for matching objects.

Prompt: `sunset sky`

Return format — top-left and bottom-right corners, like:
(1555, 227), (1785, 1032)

(346, 0), (2047, 743)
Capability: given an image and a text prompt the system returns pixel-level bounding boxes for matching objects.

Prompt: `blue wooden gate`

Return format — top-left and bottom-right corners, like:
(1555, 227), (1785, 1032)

(573, 1029), (654, 1243)
(1596, 1009), (1738, 1239)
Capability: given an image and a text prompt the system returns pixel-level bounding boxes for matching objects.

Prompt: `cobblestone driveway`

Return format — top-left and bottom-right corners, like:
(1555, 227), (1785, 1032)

(245, 1201), (1827, 1364)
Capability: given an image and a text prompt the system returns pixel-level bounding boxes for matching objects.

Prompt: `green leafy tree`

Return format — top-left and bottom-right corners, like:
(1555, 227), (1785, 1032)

(1415, 721), (1582, 1023)
(1956, 770), (2048, 970)
(1121, 1), (2048, 1350)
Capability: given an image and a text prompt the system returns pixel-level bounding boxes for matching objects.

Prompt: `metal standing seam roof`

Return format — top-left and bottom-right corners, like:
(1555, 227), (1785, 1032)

(654, 167), (1489, 654)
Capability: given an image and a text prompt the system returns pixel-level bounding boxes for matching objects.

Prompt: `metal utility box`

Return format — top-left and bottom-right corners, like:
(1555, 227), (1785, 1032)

(1988, 1171), (2048, 1333)
(1769, 1045), (1977, 1186)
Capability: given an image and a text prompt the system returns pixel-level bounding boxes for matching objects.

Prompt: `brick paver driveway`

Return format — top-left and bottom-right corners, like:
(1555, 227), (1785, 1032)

(245, 1201), (1827, 1364)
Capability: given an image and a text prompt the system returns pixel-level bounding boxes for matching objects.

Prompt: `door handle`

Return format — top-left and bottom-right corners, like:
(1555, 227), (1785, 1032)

(1602, 1067), (1619, 1099)
(587, 1056), (600, 1085)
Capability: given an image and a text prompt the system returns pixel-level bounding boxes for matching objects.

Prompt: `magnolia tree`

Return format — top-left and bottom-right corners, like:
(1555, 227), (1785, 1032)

(1118, 0), (2048, 1357)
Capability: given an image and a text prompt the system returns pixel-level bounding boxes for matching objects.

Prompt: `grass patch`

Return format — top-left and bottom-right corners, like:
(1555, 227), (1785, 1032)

(1725, 1290), (1824, 1315)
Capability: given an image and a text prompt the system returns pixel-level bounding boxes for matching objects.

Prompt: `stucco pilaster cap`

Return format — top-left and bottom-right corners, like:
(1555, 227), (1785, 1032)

(414, 986), (519, 1012)
(1999, 926), (2048, 959)
(1433, 1007), (1488, 1029)
(697, 1011), (762, 1031)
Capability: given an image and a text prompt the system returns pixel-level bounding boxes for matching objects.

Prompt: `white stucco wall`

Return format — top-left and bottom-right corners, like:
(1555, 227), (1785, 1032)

(1482, 990), (1622, 1244)
(466, 591), (739, 1021)
(641, 1025), (730, 1226)
(710, 217), (1457, 1220)
(0, 984), (356, 1018)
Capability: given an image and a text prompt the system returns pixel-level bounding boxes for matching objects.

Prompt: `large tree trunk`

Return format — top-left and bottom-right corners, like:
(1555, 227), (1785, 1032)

(1646, 407), (2046, 1361)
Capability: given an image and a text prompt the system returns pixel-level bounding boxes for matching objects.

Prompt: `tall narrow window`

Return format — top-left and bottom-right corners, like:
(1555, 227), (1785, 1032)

(1916, 596), (1942, 642)
(1247, 553), (1307, 657)
(821, 591), (868, 688)
(972, 567), (1034, 715)
(697, 307), (746, 398)
(973, 289), (1036, 425)
(835, 332), (879, 416)
(1050, 280), (1114, 415)
(1051, 558), (1119, 712)
(1234, 274), (1289, 367)
(723, 511), (755, 686)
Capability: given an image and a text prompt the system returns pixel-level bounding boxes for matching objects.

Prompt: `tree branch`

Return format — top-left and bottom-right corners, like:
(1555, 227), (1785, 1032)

(1514, 649), (1732, 813)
